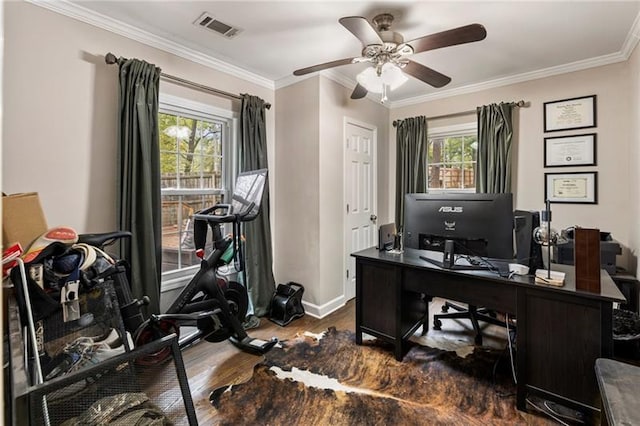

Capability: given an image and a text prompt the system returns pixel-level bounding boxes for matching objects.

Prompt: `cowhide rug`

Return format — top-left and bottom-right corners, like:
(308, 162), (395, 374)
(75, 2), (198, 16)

(209, 328), (554, 425)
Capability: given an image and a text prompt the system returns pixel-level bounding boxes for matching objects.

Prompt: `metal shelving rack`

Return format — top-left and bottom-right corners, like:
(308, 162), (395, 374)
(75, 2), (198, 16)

(7, 258), (198, 425)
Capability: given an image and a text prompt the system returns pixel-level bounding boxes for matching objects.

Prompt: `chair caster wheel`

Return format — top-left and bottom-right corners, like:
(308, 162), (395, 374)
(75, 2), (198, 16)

(433, 319), (442, 330)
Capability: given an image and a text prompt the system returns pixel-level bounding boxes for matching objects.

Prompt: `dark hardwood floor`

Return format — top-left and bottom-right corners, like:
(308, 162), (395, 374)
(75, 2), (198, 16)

(180, 300), (357, 423)
(177, 297), (505, 424)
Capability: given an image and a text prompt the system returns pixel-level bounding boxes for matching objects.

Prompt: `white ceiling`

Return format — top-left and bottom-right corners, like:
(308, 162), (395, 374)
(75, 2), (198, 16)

(65, 1), (640, 105)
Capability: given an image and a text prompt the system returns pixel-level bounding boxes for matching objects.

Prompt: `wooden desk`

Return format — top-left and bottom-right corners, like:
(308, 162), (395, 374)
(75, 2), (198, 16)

(352, 247), (625, 414)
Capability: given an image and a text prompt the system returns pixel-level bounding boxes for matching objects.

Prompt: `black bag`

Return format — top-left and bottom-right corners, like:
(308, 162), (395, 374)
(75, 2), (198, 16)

(10, 242), (69, 326)
(268, 282), (305, 327)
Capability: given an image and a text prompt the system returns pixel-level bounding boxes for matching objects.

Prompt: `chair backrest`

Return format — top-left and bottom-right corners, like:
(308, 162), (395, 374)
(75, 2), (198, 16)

(230, 169), (268, 222)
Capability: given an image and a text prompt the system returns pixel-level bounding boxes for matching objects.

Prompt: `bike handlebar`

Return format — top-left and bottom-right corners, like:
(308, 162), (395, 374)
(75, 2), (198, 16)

(192, 202), (257, 224)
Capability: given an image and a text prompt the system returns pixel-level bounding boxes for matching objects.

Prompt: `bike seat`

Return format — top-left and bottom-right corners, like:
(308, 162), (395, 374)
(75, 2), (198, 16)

(78, 231), (132, 248)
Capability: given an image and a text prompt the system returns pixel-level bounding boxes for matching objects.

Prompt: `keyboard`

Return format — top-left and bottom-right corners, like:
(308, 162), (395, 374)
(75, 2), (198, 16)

(453, 256), (511, 276)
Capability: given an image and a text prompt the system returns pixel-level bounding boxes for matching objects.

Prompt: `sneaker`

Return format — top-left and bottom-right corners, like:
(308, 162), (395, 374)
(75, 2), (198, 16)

(243, 314), (260, 330)
(89, 328), (120, 346)
(45, 331), (133, 379)
(73, 331), (134, 368)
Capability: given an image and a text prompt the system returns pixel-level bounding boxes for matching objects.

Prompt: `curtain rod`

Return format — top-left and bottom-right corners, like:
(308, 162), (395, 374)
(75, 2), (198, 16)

(392, 100), (526, 127)
(104, 52), (271, 110)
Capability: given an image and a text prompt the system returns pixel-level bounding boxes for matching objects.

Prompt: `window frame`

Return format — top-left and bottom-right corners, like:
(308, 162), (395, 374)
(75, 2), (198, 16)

(427, 122), (478, 193)
(158, 94), (238, 290)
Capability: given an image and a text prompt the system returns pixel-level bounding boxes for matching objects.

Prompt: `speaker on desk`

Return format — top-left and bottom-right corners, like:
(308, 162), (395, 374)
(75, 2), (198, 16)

(514, 210), (544, 274)
(574, 227), (601, 293)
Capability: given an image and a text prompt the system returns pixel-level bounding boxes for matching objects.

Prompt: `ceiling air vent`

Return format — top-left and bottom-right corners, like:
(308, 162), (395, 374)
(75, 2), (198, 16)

(194, 13), (242, 39)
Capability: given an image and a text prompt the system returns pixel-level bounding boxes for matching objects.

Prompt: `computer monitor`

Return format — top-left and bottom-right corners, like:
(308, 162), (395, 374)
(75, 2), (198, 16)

(403, 193), (514, 267)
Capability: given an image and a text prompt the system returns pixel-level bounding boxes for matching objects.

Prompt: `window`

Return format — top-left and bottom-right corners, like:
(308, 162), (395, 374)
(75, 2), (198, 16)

(427, 123), (478, 192)
(158, 95), (237, 283)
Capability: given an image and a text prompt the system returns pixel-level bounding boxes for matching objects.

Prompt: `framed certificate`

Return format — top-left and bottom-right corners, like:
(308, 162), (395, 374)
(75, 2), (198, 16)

(544, 95), (597, 132)
(544, 133), (596, 167)
(545, 172), (597, 204)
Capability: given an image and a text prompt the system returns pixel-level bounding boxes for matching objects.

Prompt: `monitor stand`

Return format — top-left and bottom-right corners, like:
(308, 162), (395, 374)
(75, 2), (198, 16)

(419, 240), (489, 271)
(443, 239), (455, 268)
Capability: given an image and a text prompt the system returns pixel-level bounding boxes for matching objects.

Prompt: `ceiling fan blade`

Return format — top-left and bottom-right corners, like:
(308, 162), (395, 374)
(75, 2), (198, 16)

(293, 58), (358, 76)
(404, 24), (487, 54)
(339, 16), (383, 47)
(350, 83), (368, 99)
(403, 60), (451, 88)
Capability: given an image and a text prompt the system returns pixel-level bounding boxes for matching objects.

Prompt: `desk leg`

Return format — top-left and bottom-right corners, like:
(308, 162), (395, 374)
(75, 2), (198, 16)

(355, 261), (362, 346)
(421, 294), (431, 336)
(516, 289), (527, 411)
(394, 342), (404, 361)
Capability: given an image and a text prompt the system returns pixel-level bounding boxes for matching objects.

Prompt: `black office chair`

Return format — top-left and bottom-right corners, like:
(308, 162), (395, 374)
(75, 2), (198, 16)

(433, 302), (510, 345)
(431, 210), (543, 345)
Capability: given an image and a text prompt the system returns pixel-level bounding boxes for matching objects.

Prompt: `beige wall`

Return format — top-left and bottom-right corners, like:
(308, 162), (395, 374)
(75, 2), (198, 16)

(274, 77), (321, 304)
(390, 62), (634, 270)
(628, 45), (640, 276)
(274, 76), (388, 313)
(3, 2), (275, 235)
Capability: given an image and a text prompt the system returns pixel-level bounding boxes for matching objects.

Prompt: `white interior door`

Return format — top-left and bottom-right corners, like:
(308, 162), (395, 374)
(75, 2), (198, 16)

(344, 119), (377, 301)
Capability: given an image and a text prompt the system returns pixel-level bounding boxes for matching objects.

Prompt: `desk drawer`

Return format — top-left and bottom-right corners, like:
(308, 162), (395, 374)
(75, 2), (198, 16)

(524, 289), (604, 408)
(360, 262), (398, 337)
(403, 268), (516, 314)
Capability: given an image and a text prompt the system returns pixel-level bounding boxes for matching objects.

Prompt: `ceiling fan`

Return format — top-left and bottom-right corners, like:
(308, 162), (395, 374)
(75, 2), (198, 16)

(293, 14), (487, 100)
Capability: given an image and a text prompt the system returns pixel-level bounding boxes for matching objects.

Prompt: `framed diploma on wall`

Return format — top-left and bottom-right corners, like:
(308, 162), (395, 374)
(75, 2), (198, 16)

(545, 172), (597, 204)
(543, 95), (597, 132)
(544, 133), (596, 167)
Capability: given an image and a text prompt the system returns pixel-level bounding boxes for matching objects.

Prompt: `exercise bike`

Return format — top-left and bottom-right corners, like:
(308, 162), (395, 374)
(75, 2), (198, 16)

(133, 169), (277, 357)
(80, 169), (277, 361)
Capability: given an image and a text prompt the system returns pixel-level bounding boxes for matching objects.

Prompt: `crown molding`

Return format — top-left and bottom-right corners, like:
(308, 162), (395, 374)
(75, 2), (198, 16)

(274, 73), (307, 90)
(278, 46), (632, 110)
(28, 1), (640, 109)
(389, 50), (629, 108)
(27, 0), (274, 90)
(275, 68), (392, 107)
(621, 11), (640, 59)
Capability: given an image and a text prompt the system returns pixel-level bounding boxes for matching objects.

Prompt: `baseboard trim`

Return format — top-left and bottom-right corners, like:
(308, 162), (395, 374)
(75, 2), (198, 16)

(302, 295), (346, 319)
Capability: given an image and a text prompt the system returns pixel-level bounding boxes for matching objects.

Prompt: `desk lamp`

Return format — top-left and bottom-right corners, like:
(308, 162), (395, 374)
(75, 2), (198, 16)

(533, 200), (567, 283)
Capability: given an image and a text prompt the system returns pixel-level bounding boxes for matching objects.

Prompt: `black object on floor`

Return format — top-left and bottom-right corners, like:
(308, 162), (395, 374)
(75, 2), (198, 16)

(269, 282), (305, 326)
(613, 308), (640, 359)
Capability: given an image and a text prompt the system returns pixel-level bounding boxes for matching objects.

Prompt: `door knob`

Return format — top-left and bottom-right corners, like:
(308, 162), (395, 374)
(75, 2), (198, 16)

(370, 214), (377, 222)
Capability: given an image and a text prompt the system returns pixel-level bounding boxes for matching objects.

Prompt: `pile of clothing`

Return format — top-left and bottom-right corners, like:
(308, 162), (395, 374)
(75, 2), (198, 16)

(61, 393), (172, 426)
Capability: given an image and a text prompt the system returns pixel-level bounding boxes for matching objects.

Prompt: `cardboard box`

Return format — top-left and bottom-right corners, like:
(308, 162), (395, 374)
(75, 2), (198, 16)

(2, 192), (48, 250)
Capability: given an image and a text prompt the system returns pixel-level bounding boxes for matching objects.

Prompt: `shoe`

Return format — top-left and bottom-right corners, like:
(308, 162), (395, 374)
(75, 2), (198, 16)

(75, 330), (134, 368)
(242, 314), (260, 330)
(45, 331), (133, 379)
(90, 328), (120, 346)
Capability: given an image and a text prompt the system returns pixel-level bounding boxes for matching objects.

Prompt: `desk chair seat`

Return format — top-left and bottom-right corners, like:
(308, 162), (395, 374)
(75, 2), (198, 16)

(433, 301), (513, 345)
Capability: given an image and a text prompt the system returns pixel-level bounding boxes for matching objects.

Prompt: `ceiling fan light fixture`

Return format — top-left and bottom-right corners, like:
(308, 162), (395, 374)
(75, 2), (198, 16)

(356, 62), (408, 94)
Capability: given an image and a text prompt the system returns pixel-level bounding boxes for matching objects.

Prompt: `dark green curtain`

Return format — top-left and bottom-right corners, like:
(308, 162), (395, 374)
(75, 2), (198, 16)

(395, 116), (428, 231)
(476, 103), (514, 194)
(239, 94), (275, 317)
(116, 58), (162, 315)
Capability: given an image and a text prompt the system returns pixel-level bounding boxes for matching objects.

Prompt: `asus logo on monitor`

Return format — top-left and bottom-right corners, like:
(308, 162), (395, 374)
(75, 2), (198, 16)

(438, 206), (463, 213)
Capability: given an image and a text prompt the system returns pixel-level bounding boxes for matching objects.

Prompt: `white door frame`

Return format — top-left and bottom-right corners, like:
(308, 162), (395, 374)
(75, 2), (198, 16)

(343, 117), (378, 301)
